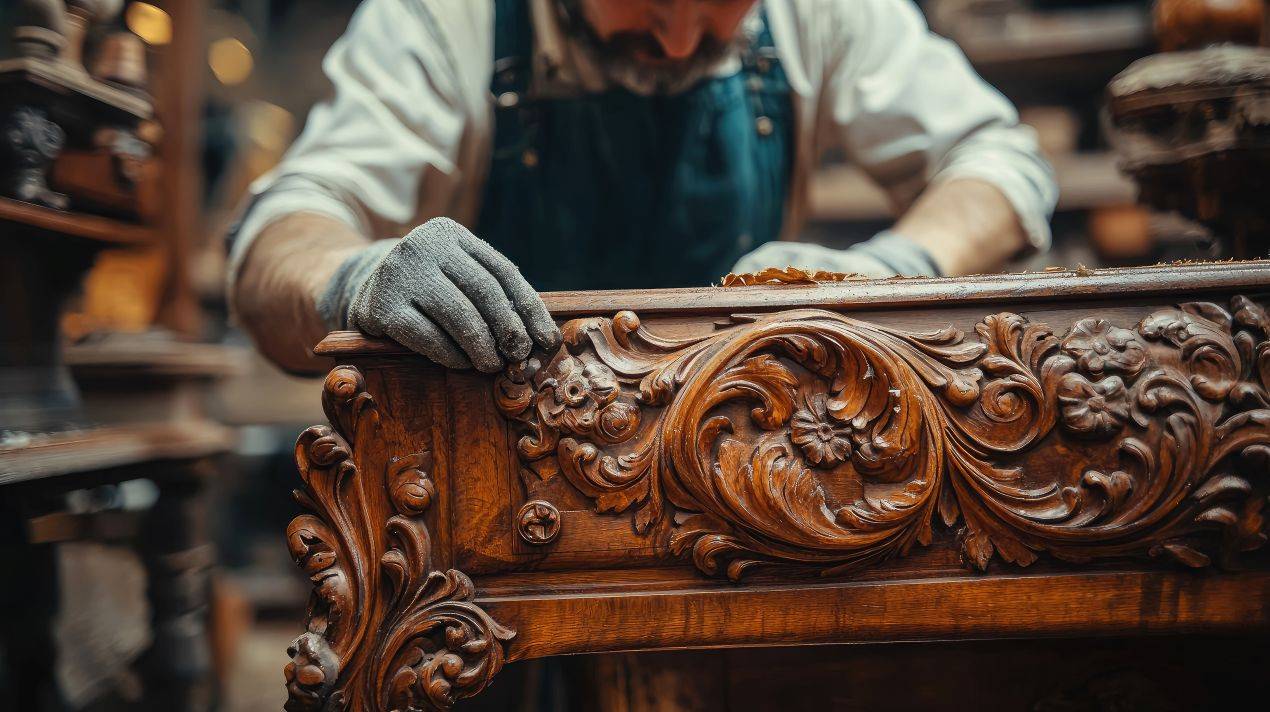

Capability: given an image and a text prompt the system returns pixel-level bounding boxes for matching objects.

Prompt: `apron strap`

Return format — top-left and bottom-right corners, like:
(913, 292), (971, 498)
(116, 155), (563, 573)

(492, 0), (533, 96)
(479, 1), (793, 290)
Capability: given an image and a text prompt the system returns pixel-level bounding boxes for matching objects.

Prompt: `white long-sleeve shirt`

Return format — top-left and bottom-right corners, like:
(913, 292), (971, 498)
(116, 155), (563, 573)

(228, 0), (1057, 283)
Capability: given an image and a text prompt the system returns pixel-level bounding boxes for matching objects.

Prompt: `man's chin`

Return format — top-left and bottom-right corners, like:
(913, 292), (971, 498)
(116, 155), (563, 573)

(629, 50), (684, 68)
(601, 55), (718, 95)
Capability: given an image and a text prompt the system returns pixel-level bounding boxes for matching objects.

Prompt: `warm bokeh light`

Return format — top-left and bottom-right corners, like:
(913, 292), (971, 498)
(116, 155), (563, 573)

(209, 37), (253, 86)
(125, 2), (172, 46)
(245, 101), (295, 152)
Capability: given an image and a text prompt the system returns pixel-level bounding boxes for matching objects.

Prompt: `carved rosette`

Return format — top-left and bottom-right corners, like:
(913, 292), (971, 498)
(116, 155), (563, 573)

(496, 298), (1270, 579)
(516, 500), (562, 544)
(285, 366), (514, 712)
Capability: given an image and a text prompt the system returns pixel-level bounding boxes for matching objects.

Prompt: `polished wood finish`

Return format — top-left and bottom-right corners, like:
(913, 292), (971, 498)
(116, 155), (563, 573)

(283, 368), (513, 712)
(317, 262), (1270, 336)
(291, 262), (1270, 710)
(496, 297), (1267, 578)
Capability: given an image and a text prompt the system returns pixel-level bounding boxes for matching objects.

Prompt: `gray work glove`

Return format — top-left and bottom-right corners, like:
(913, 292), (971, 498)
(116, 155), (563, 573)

(317, 217), (561, 372)
(730, 231), (943, 279)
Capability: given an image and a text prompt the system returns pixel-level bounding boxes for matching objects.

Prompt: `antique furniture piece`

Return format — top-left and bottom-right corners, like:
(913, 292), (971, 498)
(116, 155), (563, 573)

(1105, 0), (1269, 258)
(0, 336), (237, 711)
(286, 262), (1270, 710)
(1, 4), (223, 709)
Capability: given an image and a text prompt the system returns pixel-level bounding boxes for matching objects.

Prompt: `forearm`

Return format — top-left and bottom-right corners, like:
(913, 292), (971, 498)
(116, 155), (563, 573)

(233, 212), (370, 374)
(894, 178), (1029, 277)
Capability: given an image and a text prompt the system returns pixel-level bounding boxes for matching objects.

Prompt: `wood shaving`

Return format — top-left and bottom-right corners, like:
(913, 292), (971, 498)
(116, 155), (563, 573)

(720, 267), (859, 287)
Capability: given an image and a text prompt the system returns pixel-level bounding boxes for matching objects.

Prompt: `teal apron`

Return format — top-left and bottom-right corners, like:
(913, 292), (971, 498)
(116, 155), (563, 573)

(476, 0), (792, 291)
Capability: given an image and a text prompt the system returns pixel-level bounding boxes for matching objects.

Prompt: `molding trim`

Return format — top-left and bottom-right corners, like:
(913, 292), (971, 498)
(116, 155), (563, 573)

(497, 299), (1270, 579)
(316, 262), (1270, 355)
(284, 366), (514, 712)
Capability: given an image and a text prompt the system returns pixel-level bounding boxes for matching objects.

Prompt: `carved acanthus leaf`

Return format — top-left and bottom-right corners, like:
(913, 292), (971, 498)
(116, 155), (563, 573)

(496, 299), (1270, 579)
(286, 366), (514, 712)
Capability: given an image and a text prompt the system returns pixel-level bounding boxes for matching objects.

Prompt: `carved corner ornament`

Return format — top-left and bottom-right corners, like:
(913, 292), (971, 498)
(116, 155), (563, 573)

(285, 367), (514, 712)
(496, 298), (1270, 580)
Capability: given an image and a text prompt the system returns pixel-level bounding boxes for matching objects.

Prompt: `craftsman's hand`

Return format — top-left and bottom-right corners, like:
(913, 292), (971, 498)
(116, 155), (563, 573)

(730, 232), (943, 279)
(317, 217), (561, 372)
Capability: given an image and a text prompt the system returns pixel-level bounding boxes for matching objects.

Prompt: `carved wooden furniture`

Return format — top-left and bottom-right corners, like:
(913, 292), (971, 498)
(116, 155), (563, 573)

(285, 262), (1270, 710)
(0, 336), (238, 710)
(1105, 0), (1269, 258)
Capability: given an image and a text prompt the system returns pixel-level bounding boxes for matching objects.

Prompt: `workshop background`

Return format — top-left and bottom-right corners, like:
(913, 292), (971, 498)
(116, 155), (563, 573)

(0, 0), (1251, 710)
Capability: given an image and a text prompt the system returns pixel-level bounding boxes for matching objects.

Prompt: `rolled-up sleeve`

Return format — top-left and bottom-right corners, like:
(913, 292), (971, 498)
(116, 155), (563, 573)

(819, 0), (1057, 249)
(225, 0), (472, 283)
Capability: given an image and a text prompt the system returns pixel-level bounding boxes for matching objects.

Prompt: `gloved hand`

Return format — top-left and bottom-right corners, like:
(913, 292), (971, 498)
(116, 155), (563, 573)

(317, 217), (561, 372)
(730, 231), (943, 279)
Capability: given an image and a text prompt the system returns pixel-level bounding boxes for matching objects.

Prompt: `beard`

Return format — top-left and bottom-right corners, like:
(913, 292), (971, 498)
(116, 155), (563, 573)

(554, 0), (742, 95)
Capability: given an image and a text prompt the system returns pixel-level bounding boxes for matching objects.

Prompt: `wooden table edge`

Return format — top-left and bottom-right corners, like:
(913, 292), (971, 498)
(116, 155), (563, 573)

(314, 261), (1270, 356)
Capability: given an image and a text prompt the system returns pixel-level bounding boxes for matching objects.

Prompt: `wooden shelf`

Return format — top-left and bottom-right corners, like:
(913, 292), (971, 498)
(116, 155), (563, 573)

(0, 56), (153, 121)
(0, 196), (158, 244)
(952, 6), (1152, 68)
(808, 152), (1137, 222)
(65, 334), (247, 379)
(0, 422), (235, 486)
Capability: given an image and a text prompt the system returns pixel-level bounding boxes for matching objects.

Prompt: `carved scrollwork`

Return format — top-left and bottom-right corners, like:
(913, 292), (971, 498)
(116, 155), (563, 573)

(285, 366), (514, 712)
(496, 298), (1270, 579)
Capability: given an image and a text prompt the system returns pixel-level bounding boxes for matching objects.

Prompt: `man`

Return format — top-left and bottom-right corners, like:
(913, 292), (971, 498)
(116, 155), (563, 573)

(230, 0), (1056, 374)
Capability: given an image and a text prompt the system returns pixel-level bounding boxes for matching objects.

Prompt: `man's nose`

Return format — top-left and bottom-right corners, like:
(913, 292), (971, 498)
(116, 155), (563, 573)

(651, 1), (704, 60)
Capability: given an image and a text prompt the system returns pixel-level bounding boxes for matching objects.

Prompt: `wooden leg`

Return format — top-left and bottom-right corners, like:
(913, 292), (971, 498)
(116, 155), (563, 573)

(0, 493), (67, 712)
(138, 463), (215, 712)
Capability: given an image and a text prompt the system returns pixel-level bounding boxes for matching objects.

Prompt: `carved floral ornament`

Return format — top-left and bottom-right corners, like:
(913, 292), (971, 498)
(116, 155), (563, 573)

(284, 368), (513, 712)
(496, 298), (1270, 580)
